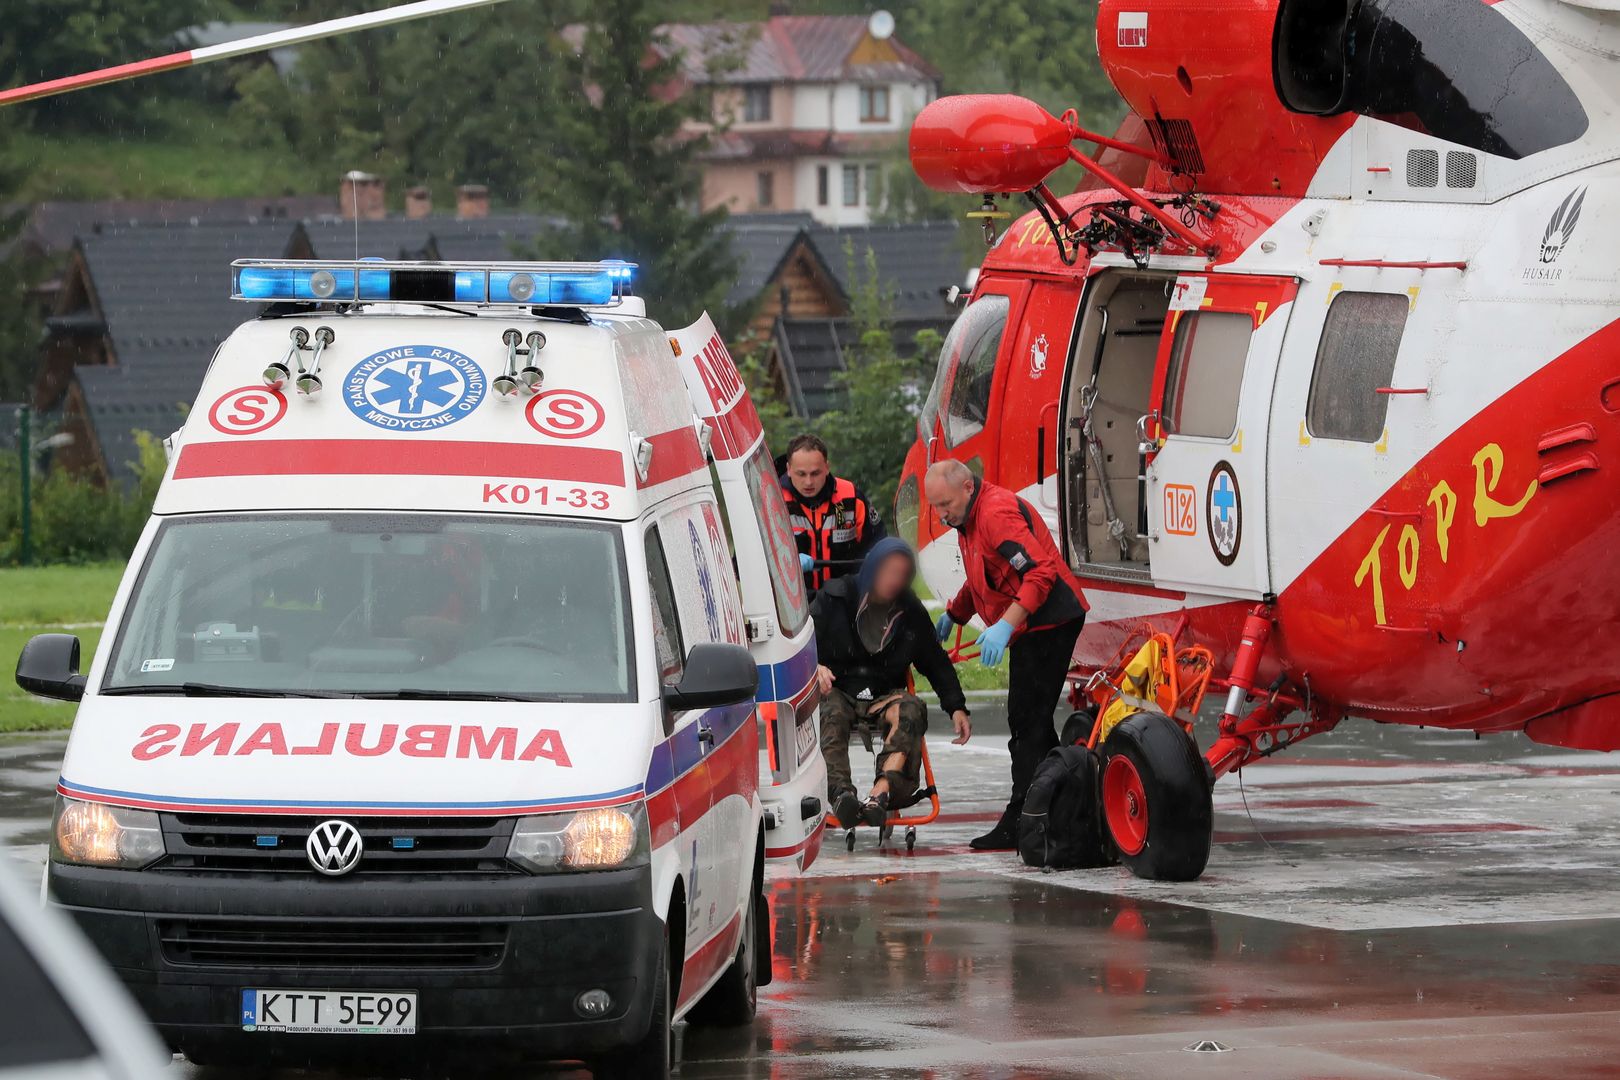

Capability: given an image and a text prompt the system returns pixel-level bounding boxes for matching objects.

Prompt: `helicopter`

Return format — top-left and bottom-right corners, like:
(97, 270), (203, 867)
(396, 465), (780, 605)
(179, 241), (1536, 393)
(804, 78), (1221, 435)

(895, 0), (1620, 879)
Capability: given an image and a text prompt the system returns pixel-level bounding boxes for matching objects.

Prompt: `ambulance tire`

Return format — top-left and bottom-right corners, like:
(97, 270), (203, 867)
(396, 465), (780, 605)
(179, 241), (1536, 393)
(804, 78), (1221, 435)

(1099, 711), (1212, 882)
(686, 878), (761, 1027)
(595, 933), (671, 1079)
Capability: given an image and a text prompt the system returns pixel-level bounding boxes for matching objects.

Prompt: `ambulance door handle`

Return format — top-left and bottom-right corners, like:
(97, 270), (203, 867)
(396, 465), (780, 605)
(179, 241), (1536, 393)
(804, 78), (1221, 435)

(697, 722), (715, 751)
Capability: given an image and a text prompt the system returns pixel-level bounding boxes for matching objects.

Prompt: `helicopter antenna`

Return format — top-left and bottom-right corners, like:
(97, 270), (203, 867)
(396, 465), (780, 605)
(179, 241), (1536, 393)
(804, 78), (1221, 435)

(0, 0), (516, 108)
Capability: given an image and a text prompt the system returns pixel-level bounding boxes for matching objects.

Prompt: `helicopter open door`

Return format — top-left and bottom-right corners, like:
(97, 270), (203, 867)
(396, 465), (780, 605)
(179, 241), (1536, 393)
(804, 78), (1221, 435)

(1142, 273), (1299, 599)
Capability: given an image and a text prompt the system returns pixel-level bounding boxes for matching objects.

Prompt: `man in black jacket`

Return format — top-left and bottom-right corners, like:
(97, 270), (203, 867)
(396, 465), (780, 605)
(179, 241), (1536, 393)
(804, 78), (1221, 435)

(811, 537), (972, 829)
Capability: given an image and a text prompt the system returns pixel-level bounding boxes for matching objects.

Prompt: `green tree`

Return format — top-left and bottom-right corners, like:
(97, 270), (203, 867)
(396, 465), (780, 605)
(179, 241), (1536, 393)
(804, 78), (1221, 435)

(225, 5), (566, 205)
(539, 0), (737, 327)
(0, 0), (222, 131)
(818, 244), (928, 514)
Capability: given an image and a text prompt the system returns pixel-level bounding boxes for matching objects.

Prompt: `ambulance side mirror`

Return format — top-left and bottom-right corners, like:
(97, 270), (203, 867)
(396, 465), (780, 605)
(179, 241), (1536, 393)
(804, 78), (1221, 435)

(663, 643), (758, 712)
(16, 633), (88, 703)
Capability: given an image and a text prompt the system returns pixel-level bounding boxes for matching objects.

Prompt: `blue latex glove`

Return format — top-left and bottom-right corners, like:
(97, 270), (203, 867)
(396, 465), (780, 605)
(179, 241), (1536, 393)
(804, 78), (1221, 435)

(977, 620), (1015, 667)
(799, 552), (815, 572)
(934, 612), (956, 642)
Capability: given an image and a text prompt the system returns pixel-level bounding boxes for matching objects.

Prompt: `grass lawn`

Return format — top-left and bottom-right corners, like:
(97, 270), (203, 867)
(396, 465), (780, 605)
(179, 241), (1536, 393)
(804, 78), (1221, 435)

(14, 126), (314, 202)
(1, 563), (123, 734)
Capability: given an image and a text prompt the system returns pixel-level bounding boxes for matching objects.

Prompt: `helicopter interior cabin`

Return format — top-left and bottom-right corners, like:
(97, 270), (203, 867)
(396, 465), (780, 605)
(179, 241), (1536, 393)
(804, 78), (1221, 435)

(1059, 270), (1176, 584)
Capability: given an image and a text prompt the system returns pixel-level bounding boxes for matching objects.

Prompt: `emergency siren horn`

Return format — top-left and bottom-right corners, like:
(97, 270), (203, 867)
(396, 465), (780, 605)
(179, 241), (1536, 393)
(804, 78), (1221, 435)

(0, 0), (517, 108)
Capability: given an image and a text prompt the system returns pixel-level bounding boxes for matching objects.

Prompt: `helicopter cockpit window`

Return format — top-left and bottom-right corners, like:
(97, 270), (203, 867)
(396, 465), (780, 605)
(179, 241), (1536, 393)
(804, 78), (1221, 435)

(1307, 291), (1410, 443)
(936, 294), (1010, 446)
(1161, 311), (1252, 440)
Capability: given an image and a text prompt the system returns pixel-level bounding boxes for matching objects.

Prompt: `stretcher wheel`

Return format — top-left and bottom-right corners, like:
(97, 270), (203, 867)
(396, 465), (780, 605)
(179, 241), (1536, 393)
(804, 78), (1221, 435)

(878, 821), (894, 849)
(1099, 711), (1212, 882)
(844, 828), (856, 852)
(904, 827), (916, 852)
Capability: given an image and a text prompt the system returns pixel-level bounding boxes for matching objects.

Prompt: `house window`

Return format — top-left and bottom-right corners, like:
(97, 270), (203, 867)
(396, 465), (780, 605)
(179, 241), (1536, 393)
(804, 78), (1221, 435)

(1162, 311), (1254, 440)
(859, 84), (890, 122)
(756, 170), (774, 208)
(842, 164), (860, 207)
(1307, 292), (1411, 442)
(743, 84), (771, 123)
(864, 164), (880, 210)
(817, 165), (829, 207)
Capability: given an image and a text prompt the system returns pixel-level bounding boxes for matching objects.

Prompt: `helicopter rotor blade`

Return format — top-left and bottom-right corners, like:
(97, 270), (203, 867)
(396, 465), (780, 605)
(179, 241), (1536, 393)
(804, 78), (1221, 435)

(0, 0), (517, 108)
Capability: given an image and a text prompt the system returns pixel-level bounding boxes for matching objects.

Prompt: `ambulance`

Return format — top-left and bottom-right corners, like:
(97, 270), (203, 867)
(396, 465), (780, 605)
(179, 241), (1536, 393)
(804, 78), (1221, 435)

(15, 258), (826, 1076)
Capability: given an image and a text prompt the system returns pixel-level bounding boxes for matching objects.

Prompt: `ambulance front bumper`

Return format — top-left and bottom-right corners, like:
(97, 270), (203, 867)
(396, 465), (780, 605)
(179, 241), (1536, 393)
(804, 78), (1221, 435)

(47, 861), (662, 1062)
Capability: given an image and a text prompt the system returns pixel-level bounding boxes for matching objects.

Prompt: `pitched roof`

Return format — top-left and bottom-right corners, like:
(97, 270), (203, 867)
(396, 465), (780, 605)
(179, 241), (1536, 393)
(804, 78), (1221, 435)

(804, 221), (974, 321)
(428, 214), (560, 262)
(719, 212), (816, 309)
(69, 221), (306, 481)
(18, 196), (338, 257)
(301, 218), (438, 261)
(657, 15), (937, 84)
(772, 313), (955, 418)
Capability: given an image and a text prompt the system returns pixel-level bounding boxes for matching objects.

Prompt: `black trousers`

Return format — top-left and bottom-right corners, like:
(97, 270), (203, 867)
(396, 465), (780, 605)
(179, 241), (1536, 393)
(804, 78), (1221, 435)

(1005, 618), (1085, 805)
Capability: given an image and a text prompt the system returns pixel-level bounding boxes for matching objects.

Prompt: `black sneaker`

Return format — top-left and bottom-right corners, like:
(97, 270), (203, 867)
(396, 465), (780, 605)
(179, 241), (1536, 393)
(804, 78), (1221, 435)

(833, 791), (862, 830)
(969, 801), (1022, 851)
(860, 792), (890, 828)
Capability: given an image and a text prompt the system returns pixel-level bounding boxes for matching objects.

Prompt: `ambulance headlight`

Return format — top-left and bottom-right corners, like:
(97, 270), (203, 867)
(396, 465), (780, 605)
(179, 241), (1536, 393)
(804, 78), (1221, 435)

(51, 796), (165, 870)
(507, 804), (648, 873)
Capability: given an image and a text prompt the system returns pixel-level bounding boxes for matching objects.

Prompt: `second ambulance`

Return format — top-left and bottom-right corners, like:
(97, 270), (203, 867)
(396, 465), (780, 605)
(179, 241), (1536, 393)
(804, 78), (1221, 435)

(16, 258), (826, 1077)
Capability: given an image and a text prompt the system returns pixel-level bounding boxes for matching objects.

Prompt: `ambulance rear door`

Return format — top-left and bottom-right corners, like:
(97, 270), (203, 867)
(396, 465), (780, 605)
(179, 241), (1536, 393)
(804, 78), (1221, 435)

(672, 315), (825, 871)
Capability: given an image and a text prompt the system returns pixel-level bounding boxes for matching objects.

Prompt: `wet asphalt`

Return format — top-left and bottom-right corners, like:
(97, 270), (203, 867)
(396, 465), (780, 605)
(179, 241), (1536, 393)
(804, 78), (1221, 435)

(5, 711), (1620, 1078)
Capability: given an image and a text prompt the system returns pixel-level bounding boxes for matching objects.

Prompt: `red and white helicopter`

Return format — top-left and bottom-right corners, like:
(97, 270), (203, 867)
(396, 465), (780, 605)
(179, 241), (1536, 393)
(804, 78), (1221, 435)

(897, 0), (1620, 879)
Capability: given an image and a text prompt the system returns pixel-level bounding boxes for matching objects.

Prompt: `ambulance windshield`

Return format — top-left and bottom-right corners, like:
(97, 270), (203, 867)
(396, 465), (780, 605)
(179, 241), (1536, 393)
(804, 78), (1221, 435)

(102, 514), (634, 702)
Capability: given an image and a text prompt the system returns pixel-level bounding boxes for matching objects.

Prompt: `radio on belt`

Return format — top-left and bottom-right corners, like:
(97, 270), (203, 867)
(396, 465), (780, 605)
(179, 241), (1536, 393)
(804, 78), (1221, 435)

(26, 253), (827, 1075)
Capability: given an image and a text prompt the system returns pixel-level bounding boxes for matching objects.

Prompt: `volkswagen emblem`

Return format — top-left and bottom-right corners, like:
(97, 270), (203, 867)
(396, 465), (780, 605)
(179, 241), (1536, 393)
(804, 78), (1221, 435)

(305, 819), (364, 876)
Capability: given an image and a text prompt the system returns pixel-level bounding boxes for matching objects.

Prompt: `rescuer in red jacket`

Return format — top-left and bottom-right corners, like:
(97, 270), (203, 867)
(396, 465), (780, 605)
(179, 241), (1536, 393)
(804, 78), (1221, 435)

(925, 459), (1088, 850)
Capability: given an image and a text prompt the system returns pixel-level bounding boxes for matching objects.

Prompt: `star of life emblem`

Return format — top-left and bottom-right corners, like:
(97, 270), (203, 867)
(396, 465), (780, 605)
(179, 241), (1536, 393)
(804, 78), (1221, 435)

(343, 344), (486, 431)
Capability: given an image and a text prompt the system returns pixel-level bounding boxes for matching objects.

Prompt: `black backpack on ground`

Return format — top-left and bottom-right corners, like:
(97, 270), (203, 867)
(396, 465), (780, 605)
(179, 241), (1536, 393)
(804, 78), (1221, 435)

(1017, 745), (1114, 870)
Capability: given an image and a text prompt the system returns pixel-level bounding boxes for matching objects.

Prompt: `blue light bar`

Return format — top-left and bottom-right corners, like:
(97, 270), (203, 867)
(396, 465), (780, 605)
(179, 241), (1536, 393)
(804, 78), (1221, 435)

(231, 259), (637, 308)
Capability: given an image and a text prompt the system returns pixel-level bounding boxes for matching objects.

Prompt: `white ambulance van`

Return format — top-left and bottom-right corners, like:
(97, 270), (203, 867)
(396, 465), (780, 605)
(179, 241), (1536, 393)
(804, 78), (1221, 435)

(15, 258), (826, 1077)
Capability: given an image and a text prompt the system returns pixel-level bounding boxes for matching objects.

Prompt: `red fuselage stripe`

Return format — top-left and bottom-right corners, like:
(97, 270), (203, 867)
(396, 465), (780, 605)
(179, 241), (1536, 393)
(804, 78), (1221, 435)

(174, 438), (626, 486)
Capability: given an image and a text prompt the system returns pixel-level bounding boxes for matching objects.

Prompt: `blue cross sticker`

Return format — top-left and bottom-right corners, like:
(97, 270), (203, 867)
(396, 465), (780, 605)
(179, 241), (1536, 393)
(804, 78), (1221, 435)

(1213, 473), (1236, 523)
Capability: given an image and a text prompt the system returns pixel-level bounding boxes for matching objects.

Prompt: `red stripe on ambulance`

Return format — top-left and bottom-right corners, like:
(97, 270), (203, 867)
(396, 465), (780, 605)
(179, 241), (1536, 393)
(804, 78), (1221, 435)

(174, 438), (625, 486)
(636, 427), (708, 489)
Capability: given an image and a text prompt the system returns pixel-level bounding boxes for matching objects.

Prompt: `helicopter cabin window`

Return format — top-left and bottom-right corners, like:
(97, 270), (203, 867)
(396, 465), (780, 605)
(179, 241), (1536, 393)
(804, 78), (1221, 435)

(940, 294), (1011, 446)
(1307, 291), (1409, 443)
(1162, 311), (1252, 440)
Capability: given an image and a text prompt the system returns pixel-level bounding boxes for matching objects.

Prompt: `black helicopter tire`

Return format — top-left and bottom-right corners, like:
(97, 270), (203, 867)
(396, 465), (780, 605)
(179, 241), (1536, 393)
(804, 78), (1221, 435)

(1099, 711), (1213, 882)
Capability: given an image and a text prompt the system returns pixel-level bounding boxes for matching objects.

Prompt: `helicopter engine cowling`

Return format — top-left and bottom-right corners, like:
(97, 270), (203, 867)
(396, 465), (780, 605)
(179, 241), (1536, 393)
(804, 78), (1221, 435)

(1094, 0), (1352, 196)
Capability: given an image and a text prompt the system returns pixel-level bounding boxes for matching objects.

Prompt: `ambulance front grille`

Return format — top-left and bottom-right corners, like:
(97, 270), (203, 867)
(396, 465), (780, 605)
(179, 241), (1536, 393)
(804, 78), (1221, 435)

(157, 917), (507, 970)
(155, 814), (520, 875)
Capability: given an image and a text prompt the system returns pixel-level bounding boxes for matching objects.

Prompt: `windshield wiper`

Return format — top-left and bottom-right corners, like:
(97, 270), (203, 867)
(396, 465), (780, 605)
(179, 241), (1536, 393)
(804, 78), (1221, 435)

(102, 683), (355, 699)
(357, 688), (536, 702)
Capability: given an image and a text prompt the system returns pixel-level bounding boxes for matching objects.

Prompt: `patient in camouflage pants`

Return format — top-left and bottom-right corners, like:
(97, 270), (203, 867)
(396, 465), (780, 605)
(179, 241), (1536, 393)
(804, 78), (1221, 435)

(809, 538), (972, 829)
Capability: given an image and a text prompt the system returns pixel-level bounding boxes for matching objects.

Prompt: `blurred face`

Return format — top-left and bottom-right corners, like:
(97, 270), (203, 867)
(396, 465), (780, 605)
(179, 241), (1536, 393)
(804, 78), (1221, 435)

(925, 472), (975, 529)
(787, 449), (830, 499)
(869, 552), (913, 604)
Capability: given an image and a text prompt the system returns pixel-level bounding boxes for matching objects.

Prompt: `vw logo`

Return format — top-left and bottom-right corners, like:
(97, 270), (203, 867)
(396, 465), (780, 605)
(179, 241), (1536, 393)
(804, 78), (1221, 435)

(305, 819), (364, 876)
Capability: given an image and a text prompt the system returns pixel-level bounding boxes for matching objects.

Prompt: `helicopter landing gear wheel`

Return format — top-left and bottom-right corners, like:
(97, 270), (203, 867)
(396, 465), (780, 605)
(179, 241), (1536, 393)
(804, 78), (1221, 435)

(1099, 712), (1213, 882)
